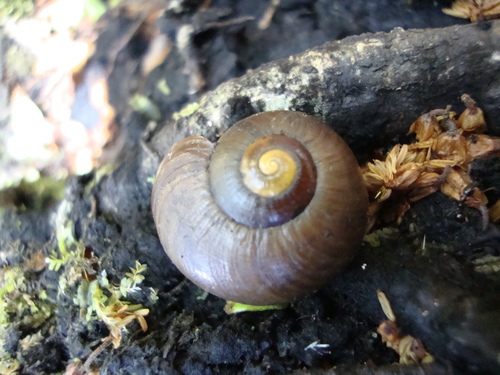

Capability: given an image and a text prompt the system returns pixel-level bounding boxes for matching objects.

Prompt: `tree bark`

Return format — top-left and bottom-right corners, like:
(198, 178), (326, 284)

(151, 20), (500, 157)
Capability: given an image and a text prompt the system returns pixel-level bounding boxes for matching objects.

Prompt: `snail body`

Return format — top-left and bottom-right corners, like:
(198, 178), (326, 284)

(152, 110), (367, 305)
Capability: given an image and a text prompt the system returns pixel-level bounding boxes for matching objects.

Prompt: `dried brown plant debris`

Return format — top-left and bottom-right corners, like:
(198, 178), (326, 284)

(363, 94), (499, 230)
(442, 0), (500, 21)
(489, 199), (500, 222)
(376, 290), (434, 365)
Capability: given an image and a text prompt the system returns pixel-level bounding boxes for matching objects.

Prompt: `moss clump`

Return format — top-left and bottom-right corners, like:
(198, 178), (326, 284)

(0, 178), (66, 211)
(0, 264), (55, 329)
(0, 0), (33, 24)
(172, 102), (199, 121)
(50, 221), (155, 371)
(76, 261), (150, 349)
(0, 250), (56, 373)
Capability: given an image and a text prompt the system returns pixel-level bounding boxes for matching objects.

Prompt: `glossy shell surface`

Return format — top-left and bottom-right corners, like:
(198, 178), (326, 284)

(152, 110), (368, 305)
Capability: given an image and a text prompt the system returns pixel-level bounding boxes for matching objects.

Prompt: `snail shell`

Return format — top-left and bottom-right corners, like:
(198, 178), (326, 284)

(152, 110), (368, 305)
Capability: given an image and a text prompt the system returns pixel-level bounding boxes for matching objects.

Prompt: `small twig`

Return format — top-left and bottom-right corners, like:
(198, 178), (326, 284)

(304, 340), (331, 354)
(176, 24), (206, 94)
(205, 16), (255, 29)
(84, 336), (113, 371)
(258, 0), (281, 30)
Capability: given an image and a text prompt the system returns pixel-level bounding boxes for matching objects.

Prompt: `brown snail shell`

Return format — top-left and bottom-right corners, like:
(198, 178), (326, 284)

(151, 110), (368, 305)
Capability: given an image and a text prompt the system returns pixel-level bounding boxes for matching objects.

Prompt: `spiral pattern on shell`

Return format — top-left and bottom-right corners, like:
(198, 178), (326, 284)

(152, 110), (368, 305)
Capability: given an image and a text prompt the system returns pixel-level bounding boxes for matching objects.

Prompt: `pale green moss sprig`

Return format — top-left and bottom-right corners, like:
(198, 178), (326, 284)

(0, 358), (20, 375)
(46, 221), (153, 360)
(129, 94), (161, 121)
(119, 261), (147, 298)
(0, 264), (54, 329)
(76, 261), (150, 349)
(0, 0), (33, 24)
(172, 102), (199, 121)
(0, 253), (55, 374)
(47, 225), (79, 272)
(19, 331), (44, 351)
(224, 301), (286, 314)
(0, 266), (23, 326)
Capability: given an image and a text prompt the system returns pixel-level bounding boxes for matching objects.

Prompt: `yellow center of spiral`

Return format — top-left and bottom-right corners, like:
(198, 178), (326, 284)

(241, 148), (297, 198)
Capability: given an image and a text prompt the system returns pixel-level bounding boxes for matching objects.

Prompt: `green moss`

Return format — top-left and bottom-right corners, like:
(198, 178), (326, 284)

(75, 261), (152, 348)
(0, 264), (55, 329)
(47, 224), (79, 272)
(224, 301), (287, 314)
(0, 358), (20, 375)
(156, 78), (171, 96)
(83, 0), (106, 21)
(0, 0), (33, 24)
(50, 221), (155, 349)
(363, 227), (400, 247)
(0, 178), (66, 211)
(129, 94), (161, 121)
(172, 102), (199, 121)
(5, 44), (34, 80)
(0, 252), (57, 372)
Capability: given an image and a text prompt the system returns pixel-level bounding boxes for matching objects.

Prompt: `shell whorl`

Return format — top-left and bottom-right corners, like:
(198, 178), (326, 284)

(209, 116), (318, 228)
(151, 110), (368, 305)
